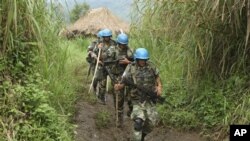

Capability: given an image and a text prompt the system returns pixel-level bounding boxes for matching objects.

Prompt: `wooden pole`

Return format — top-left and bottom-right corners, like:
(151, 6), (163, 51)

(88, 48), (101, 94)
(116, 89), (119, 127)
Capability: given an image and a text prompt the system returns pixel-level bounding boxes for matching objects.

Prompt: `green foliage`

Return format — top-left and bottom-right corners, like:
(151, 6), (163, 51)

(95, 109), (111, 129)
(84, 94), (98, 105)
(130, 0), (250, 139)
(0, 0), (86, 140)
(0, 75), (73, 140)
(159, 106), (198, 130)
(70, 2), (90, 23)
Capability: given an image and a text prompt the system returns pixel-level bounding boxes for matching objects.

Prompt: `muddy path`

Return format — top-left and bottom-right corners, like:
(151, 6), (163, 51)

(73, 64), (207, 141)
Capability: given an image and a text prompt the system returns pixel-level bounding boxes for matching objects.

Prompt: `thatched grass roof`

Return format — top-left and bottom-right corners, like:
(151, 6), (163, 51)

(65, 7), (129, 37)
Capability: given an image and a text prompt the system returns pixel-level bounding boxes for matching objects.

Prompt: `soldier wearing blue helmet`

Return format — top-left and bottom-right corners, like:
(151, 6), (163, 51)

(91, 28), (117, 104)
(86, 29), (104, 86)
(114, 48), (162, 141)
(86, 29), (104, 80)
(108, 33), (134, 128)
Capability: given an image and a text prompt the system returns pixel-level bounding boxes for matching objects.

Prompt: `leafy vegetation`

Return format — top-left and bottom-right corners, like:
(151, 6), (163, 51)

(130, 0), (250, 140)
(0, 0), (90, 140)
(95, 109), (111, 129)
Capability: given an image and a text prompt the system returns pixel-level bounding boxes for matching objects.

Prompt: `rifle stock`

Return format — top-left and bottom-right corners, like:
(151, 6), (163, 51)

(103, 59), (120, 65)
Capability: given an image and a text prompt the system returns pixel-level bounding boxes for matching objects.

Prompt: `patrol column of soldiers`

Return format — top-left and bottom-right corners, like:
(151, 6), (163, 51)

(87, 28), (163, 141)
(111, 33), (133, 128)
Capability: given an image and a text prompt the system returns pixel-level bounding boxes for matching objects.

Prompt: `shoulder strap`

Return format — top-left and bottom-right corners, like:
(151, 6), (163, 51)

(147, 61), (157, 78)
(126, 47), (133, 58)
(130, 63), (137, 84)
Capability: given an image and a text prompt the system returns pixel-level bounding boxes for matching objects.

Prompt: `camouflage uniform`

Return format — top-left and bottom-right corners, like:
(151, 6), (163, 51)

(111, 45), (133, 127)
(86, 38), (102, 93)
(86, 39), (100, 75)
(121, 61), (160, 141)
(88, 39), (99, 52)
(93, 39), (117, 103)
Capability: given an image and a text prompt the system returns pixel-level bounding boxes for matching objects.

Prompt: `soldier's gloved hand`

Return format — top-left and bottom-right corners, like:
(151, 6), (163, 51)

(155, 85), (162, 96)
(114, 83), (124, 91)
(98, 60), (103, 65)
(119, 57), (130, 64)
(88, 51), (96, 58)
(98, 43), (102, 48)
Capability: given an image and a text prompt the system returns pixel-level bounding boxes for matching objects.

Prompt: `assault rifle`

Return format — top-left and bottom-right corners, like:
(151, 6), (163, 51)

(103, 62), (165, 104)
(123, 79), (165, 104)
(103, 65), (118, 83)
(103, 59), (123, 65)
(103, 56), (133, 66)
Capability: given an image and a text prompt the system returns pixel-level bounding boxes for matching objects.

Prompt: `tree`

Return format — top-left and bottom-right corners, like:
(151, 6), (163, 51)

(70, 2), (90, 23)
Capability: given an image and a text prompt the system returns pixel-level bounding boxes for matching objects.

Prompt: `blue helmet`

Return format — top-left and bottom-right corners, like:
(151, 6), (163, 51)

(117, 33), (128, 44)
(97, 30), (103, 37)
(102, 29), (112, 37)
(134, 48), (149, 60)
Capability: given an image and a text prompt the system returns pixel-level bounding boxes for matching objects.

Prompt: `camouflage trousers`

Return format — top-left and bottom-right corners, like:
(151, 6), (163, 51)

(130, 101), (158, 141)
(126, 87), (133, 117)
(94, 66), (108, 103)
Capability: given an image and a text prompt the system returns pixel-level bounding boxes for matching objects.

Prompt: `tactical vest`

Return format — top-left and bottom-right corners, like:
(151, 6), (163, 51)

(130, 62), (157, 91)
(112, 46), (133, 75)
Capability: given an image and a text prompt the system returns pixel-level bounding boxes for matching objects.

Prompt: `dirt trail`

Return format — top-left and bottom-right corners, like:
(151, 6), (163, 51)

(73, 64), (207, 141)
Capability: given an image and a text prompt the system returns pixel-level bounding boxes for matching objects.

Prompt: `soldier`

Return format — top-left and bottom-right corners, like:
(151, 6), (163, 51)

(110, 33), (133, 128)
(86, 30), (103, 92)
(114, 48), (163, 141)
(87, 30), (103, 61)
(86, 30), (103, 75)
(92, 28), (117, 104)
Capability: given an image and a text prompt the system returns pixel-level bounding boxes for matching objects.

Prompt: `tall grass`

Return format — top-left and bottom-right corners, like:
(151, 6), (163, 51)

(45, 37), (90, 112)
(130, 0), (250, 140)
(0, 0), (87, 140)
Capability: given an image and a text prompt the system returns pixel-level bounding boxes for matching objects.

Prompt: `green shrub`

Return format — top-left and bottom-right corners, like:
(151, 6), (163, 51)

(95, 109), (111, 129)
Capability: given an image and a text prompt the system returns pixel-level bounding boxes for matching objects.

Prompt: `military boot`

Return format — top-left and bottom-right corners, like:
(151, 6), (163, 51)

(141, 133), (147, 141)
(100, 97), (106, 105)
(97, 94), (106, 105)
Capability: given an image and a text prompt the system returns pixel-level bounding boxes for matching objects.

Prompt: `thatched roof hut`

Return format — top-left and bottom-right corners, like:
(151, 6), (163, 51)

(64, 7), (129, 38)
